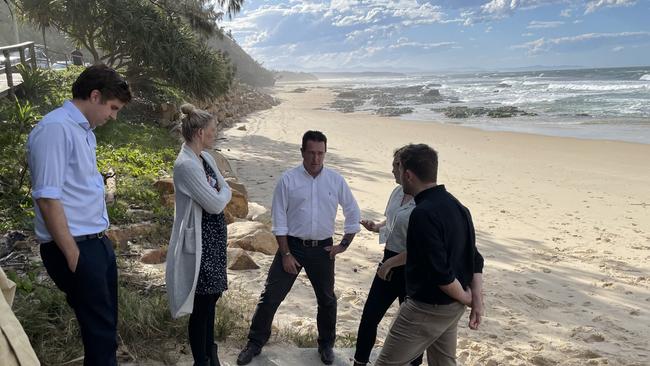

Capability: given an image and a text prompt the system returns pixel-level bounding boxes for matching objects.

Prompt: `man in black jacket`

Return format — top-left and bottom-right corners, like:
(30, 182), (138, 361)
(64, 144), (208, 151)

(375, 143), (484, 366)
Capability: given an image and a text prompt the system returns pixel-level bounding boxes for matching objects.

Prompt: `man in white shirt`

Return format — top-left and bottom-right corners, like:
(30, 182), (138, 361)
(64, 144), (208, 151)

(237, 130), (361, 365)
(27, 65), (131, 366)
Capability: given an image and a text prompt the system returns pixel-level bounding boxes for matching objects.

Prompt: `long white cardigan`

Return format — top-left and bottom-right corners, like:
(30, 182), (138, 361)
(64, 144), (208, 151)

(166, 144), (231, 318)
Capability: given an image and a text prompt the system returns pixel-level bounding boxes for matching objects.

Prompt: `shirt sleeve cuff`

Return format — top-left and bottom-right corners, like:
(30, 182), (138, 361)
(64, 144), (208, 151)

(272, 227), (289, 236)
(32, 186), (63, 200)
(344, 223), (361, 234)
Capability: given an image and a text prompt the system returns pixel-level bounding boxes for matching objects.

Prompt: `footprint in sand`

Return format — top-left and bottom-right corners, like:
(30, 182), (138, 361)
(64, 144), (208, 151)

(529, 354), (558, 366)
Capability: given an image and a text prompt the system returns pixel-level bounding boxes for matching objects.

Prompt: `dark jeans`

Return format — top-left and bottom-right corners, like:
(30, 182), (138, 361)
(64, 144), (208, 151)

(189, 293), (222, 365)
(354, 249), (423, 365)
(40, 236), (118, 366)
(247, 237), (336, 349)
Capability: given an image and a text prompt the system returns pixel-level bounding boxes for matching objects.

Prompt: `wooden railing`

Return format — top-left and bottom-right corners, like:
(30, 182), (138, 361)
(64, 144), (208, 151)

(0, 41), (36, 97)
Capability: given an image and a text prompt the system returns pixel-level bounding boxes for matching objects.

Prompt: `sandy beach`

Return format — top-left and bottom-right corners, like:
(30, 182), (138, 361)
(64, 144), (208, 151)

(221, 85), (650, 366)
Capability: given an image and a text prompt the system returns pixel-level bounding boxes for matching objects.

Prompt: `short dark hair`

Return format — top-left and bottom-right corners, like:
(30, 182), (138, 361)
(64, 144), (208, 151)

(301, 130), (327, 151)
(72, 64), (132, 103)
(399, 144), (438, 183)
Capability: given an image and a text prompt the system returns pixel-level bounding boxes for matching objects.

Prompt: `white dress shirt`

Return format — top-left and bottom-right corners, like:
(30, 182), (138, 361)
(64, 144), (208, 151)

(379, 185), (415, 253)
(27, 101), (108, 242)
(271, 165), (360, 240)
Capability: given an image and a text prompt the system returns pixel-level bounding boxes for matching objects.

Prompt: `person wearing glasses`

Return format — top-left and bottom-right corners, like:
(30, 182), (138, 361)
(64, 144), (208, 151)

(27, 64), (132, 366)
(353, 147), (422, 366)
(166, 104), (232, 366)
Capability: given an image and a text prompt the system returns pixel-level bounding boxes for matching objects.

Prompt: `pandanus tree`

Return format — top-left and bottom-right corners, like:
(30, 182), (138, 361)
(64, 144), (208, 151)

(10, 0), (246, 100)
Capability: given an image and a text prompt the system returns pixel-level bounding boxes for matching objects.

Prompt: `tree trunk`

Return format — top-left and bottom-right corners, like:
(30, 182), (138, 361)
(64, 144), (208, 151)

(41, 26), (50, 68)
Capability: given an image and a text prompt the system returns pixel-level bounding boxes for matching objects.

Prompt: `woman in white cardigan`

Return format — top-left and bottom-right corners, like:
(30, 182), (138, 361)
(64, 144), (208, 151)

(166, 104), (231, 366)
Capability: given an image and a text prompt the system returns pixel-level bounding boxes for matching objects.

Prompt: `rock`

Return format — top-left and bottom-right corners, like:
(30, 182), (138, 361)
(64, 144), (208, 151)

(337, 91), (361, 99)
(105, 168), (117, 204)
(420, 89), (443, 103)
(13, 240), (33, 250)
(246, 202), (269, 222)
(153, 178), (175, 194)
(228, 221), (277, 255)
(0, 231), (27, 258)
(289, 88), (308, 93)
(376, 107), (414, 117)
(237, 125), (247, 131)
(434, 106), (487, 118)
(330, 99), (363, 113)
(370, 94), (397, 107)
(224, 210), (236, 224)
(161, 193), (175, 208)
(496, 82), (512, 88)
(209, 151), (235, 178)
(105, 222), (167, 250)
(224, 187), (249, 220)
(226, 178), (248, 200)
(159, 103), (179, 127)
(227, 248), (259, 270)
(141, 248), (167, 264)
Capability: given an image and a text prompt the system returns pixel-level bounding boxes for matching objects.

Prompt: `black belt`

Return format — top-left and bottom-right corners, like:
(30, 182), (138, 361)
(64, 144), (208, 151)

(288, 236), (332, 247)
(73, 232), (105, 243)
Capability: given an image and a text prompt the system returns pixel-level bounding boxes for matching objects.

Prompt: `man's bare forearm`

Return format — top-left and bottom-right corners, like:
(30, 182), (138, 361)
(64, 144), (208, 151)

(342, 233), (356, 245)
(276, 235), (290, 255)
(36, 198), (79, 267)
(470, 273), (483, 303)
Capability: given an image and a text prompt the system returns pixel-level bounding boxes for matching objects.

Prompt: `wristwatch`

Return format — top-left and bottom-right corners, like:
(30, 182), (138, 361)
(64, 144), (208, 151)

(339, 239), (350, 248)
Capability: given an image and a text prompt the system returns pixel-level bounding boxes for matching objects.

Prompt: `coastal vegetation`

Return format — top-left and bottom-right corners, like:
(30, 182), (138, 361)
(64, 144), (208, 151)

(0, 2), (328, 363)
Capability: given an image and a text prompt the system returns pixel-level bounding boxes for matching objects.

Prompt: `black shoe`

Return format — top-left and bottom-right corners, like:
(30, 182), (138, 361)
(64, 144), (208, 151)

(237, 343), (261, 365)
(352, 360), (367, 366)
(318, 346), (335, 365)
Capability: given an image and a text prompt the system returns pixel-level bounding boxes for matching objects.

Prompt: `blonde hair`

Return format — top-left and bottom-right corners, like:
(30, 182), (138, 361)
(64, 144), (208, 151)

(180, 103), (215, 142)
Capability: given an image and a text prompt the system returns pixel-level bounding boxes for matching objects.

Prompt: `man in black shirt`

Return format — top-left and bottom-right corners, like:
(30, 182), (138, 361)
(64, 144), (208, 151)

(375, 143), (484, 366)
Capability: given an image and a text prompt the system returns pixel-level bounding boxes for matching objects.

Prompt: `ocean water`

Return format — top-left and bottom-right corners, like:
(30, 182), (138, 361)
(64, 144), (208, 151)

(319, 66), (650, 144)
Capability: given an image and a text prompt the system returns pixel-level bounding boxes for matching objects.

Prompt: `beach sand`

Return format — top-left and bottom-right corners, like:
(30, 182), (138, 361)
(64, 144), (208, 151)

(221, 85), (650, 365)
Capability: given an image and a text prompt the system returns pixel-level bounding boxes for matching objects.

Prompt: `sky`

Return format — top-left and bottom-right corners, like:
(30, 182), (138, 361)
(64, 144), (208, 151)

(222, 0), (650, 72)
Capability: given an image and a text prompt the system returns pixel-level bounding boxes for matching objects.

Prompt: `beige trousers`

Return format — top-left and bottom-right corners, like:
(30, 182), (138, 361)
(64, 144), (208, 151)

(375, 298), (465, 366)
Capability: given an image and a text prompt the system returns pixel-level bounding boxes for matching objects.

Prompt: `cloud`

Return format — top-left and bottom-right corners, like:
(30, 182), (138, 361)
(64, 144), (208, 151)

(612, 46), (624, 51)
(585, 0), (637, 14)
(527, 20), (565, 29)
(560, 8), (573, 17)
(389, 38), (458, 51)
(513, 31), (650, 54)
(461, 0), (567, 25)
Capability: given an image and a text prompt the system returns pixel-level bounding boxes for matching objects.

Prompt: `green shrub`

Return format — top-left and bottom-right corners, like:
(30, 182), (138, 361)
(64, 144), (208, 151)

(94, 119), (178, 225)
(0, 98), (41, 232)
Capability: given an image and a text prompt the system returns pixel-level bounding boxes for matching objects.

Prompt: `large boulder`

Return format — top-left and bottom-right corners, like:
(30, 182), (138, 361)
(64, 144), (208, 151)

(105, 222), (167, 250)
(227, 248), (260, 270)
(153, 178), (175, 208)
(226, 178), (248, 200)
(209, 151), (235, 179)
(153, 178), (175, 194)
(228, 221), (277, 255)
(247, 202), (270, 224)
(140, 248), (167, 264)
(224, 187), (248, 221)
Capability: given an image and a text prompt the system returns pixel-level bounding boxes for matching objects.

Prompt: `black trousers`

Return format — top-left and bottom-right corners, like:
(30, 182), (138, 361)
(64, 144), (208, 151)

(40, 236), (118, 366)
(247, 237), (336, 348)
(354, 249), (423, 365)
(189, 293), (221, 365)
